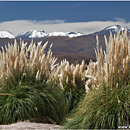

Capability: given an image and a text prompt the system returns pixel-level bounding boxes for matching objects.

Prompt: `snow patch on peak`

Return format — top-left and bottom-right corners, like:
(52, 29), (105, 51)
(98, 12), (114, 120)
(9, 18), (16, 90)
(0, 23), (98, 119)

(16, 30), (47, 39)
(0, 31), (15, 39)
(48, 31), (83, 38)
(68, 32), (83, 38)
(16, 30), (84, 39)
(92, 25), (129, 35)
(104, 25), (125, 31)
(48, 32), (67, 37)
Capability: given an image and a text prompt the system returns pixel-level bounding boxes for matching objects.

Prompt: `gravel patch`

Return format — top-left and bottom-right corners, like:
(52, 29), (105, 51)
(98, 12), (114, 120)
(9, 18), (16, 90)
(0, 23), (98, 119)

(0, 122), (61, 130)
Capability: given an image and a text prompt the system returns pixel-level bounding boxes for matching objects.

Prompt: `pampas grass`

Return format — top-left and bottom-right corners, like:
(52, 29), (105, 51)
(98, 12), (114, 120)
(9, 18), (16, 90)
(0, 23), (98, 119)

(50, 59), (86, 111)
(0, 39), (86, 91)
(63, 30), (130, 129)
(50, 59), (86, 89)
(85, 30), (130, 91)
(0, 39), (57, 90)
(0, 39), (86, 125)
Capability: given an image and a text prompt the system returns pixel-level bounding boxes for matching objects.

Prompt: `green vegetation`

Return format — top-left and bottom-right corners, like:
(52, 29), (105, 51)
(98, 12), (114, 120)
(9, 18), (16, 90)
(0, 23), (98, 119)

(0, 73), (67, 124)
(63, 76), (86, 112)
(62, 80), (130, 129)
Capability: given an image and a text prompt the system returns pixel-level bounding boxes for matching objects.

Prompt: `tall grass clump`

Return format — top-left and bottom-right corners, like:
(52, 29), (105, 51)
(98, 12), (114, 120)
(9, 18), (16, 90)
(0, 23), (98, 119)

(63, 83), (130, 129)
(50, 59), (86, 111)
(0, 39), (57, 89)
(0, 38), (87, 125)
(0, 81), (67, 125)
(0, 85), (41, 124)
(0, 39), (67, 124)
(85, 30), (130, 91)
(63, 30), (130, 129)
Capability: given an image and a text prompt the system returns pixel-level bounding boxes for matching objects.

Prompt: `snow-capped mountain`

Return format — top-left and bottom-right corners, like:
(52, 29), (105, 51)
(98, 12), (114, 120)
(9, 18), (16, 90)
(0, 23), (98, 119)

(16, 30), (83, 39)
(0, 31), (15, 39)
(92, 25), (130, 35)
(16, 30), (48, 39)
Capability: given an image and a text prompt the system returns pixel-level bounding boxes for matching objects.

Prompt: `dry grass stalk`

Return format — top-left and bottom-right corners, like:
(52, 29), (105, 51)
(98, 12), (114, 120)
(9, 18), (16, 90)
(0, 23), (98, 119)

(3, 29), (129, 93)
(50, 59), (86, 89)
(0, 39), (57, 87)
(0, 93), (14, 96)
(0, 39), (86, 90)
(85, 30), (130, 92)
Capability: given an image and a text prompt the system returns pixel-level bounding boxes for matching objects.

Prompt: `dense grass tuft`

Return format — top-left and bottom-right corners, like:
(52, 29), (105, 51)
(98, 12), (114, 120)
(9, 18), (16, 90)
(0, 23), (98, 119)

(63, 76), (86, 112)
(62, 81), (130, 129)
(0, 73), (67, 125)
(0, 85), (40, 124)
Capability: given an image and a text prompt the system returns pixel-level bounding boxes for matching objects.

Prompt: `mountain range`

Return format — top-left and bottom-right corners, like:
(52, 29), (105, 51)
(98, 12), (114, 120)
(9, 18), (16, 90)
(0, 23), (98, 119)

(16, 31), (83, 39)
(0, 25), (130, 39)
(0, 30), (84, 39)
(0, 25), (129, 63)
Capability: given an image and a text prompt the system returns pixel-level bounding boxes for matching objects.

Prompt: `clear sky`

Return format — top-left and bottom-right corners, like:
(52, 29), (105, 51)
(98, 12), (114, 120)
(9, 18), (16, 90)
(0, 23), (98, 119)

(0, 1), (130, 22)
(0, 1), (130, 35)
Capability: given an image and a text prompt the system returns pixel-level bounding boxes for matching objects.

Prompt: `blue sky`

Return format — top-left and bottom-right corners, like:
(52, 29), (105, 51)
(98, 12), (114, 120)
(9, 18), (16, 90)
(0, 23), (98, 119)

(0, 1), (130, 35)
(0, 1), (130, 22)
